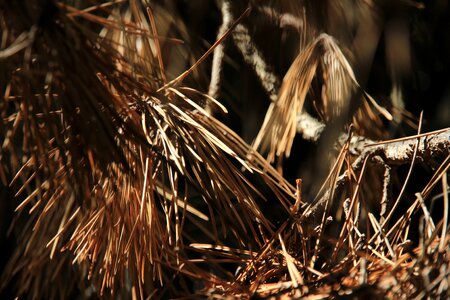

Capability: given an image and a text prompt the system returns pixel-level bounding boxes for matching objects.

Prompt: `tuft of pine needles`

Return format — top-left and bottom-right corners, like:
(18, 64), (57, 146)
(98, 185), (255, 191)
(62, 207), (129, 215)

(253, 33), (393, 163)
(207, 137), (450, 299)
(1, 1), (295, 298)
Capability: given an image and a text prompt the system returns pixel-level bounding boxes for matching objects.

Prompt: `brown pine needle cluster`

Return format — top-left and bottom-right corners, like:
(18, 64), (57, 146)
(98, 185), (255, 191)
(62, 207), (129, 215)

(1, 1), (295, 297)
(253, 33), (393, 163)
(210, 134), (450, 298)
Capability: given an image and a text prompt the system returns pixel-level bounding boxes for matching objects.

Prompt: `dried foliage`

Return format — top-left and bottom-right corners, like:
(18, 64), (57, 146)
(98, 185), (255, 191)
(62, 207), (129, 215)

(1, 1), (295, 298)
(1, 0), (449, 299)
(253, 32), (393, 163)
(208, 131), (450, 299)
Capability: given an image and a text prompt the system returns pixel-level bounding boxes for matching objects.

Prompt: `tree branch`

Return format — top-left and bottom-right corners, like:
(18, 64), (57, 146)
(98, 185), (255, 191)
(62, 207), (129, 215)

(231, 23), (280, 102)
(208, 0), (233, 100)
(301, 128), (450, 221)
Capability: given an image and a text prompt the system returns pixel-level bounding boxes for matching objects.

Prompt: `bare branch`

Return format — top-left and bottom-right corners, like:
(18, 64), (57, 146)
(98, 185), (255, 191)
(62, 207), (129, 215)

(296, 112), (326, 142)
(257, 6), (303, 30)
(301, 128), (450, 221)
(380, 161), (391, 222)
(208, 0), (233, 100)
(232, 23), (280, 102)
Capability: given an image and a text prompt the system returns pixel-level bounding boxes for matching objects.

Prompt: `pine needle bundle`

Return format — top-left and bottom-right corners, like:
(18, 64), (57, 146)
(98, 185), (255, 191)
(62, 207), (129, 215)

(253, 33), (393, 163)
(0, 1), (295, 298)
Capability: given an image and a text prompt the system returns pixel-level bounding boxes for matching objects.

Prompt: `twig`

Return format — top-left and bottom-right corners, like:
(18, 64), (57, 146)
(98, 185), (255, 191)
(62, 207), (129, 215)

(208, 0), (233, 100)
(209, 2), (281, 102)
(380, 160), (391, 222)
(232, 23), (280, 101)
(257, 6), (303, 30)
(296, 112), (326, 142)
(440, 173), (448, 251)
(382, 112), (423, 227)
(301, 127), (450, 222)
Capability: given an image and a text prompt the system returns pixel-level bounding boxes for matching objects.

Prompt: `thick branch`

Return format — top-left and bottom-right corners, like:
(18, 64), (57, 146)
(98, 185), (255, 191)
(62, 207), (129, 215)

(302, 128), (450, 221)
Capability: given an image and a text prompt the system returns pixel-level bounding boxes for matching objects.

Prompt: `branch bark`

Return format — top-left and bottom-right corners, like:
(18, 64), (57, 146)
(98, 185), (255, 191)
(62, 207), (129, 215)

(301, 128), (450, 221)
